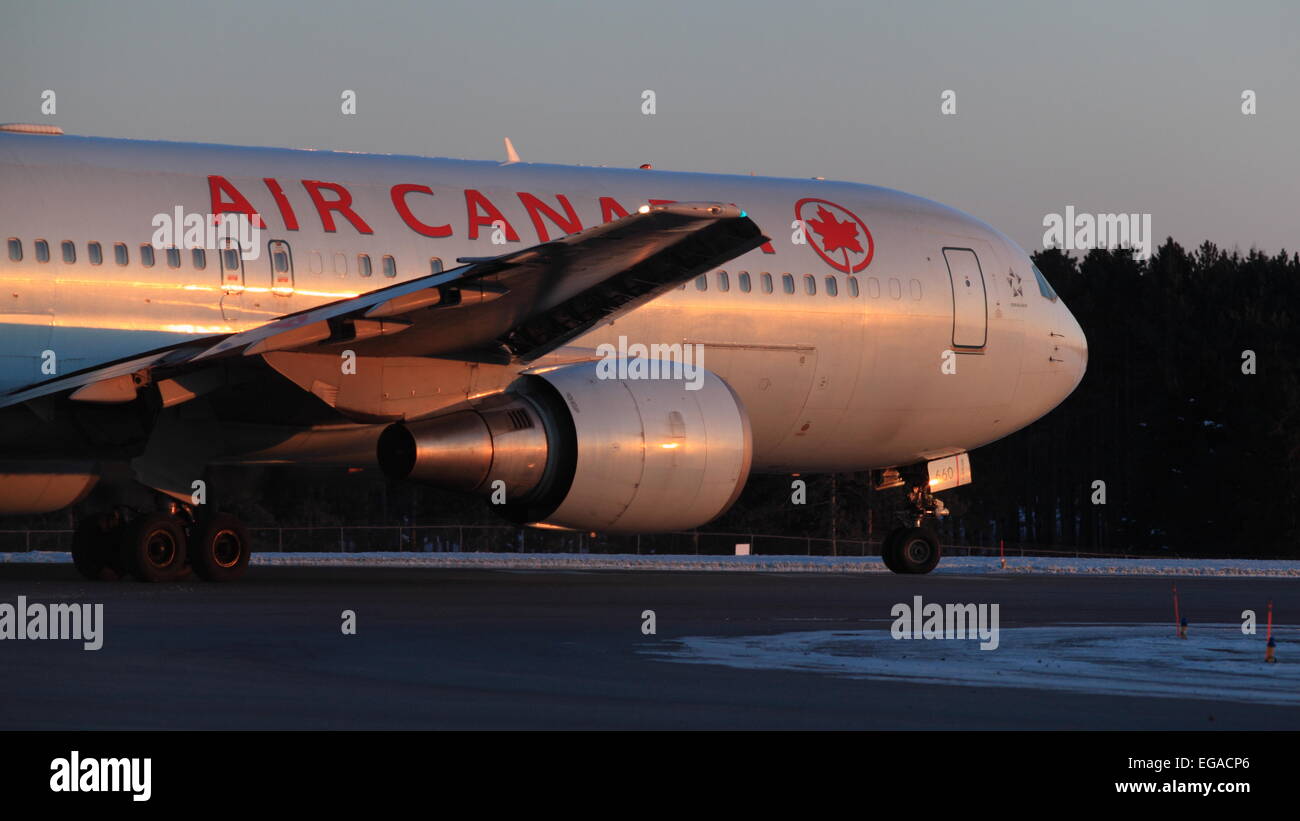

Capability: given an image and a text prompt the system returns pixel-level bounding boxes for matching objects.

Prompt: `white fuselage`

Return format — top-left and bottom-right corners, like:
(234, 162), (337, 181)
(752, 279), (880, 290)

(0, 132), (1086, 473)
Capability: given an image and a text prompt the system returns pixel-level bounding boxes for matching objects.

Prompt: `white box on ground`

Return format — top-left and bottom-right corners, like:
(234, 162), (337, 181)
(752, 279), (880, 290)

(735, 543), (750, 556)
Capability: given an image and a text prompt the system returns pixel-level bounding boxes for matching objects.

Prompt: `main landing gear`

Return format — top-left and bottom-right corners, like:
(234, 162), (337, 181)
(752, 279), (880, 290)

(71, 503), (251, 583)
(876, 471), (948, 575)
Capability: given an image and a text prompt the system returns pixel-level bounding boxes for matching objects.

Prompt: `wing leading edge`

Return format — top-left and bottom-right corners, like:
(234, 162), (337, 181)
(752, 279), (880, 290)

(0, 201), (766, 409)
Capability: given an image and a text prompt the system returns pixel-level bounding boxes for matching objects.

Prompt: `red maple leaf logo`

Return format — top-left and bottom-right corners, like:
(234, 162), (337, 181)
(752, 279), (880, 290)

(807, 206), (863, 255)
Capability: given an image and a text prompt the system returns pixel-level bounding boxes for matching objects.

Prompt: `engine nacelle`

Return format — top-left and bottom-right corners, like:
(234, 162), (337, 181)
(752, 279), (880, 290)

(377, 361), (752, 533)
(0, 469), (98, 515)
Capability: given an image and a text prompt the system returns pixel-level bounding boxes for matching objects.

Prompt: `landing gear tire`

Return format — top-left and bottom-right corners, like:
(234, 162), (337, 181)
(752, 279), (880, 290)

(191, 513), (250, 583)
(71, 514), (124, 581)
(889, 526), (941, 575)
(880, 528), (905, 573)
(119, 513), (188, 583)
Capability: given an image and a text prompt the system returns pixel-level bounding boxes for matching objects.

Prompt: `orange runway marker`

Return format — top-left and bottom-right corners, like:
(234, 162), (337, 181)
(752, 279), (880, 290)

(1266, 601), (1276, 663)
(1173, 584), (1187, 639)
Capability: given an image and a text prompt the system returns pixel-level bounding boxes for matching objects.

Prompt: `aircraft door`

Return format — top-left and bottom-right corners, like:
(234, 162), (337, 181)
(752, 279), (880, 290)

(268, 239), (295, 296)
(943, 247), (987, 349)
(218, 237), (245, 321)
(219, 236), (245, 294)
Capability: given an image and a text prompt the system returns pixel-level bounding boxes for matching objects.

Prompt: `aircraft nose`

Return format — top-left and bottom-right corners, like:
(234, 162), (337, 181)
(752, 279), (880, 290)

(1057, 300), (1088, 392)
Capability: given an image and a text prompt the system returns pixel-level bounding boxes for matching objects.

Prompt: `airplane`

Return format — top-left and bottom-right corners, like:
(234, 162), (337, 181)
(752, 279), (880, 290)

(0, 123), (1086, 580)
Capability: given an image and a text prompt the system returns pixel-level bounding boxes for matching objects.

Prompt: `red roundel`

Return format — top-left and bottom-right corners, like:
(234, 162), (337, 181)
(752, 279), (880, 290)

(795, 198), (874, 274)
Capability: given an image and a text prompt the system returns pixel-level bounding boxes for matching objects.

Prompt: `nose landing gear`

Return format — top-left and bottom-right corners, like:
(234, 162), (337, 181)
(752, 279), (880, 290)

(882, 525), (942, 574)
(876, 471), (948, 575)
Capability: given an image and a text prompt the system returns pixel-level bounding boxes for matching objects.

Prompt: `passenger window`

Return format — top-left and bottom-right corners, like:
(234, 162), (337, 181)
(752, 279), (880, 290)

(309, 251), (323, 274)
(140, 245), (156, 267)
(7, 238), (21, 262)
(761, 272), (773, 294)
(35, 239), (49, 262)
(192, 248), (206, 270)
(867, 277), (880, 298)
(825, 276), (838, 297)
(782, 273), (794, 294)
(889, 278), (902, 299)
(114, 243), (129, 266)
(695, 274), (707, 291)
(803, 274), (816, 295)
(221, 247), (239, 272)
(382, 255), (397, 278)
(87, 242), (102, 265)
(430, 257), (443, 274)
(61, 241), (76, 264)
(334, 253), (347, 275)
(166, 247), (181, 268)
(718, 271), (730, 292)
(738, 271), (751, 292)
(910, 278), (922, 300)
(273, 248), (290, 273)
(358, 254), (372, 277)
(847, 276), (859, 297)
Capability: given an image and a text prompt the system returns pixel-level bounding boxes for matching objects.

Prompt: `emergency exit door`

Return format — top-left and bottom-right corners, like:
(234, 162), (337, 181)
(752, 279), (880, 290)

(943, 247), (987, 349)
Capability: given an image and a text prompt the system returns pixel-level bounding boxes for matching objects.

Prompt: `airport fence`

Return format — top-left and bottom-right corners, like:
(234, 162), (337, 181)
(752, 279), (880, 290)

(0, 525), (1153, 559)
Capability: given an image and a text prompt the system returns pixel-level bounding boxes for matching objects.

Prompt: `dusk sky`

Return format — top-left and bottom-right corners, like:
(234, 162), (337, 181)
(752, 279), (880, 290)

(2, 0), (1296, 254)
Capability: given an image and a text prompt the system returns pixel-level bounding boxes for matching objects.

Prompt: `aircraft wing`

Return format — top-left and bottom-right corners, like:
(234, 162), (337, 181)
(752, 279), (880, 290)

(0, 201), (766, 409)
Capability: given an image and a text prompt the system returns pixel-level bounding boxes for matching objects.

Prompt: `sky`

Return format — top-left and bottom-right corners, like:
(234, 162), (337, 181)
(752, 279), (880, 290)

(1, 0), (1296, 255)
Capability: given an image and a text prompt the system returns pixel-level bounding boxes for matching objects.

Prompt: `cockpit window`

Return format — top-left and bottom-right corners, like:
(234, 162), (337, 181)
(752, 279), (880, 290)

(1031, 263), (1058, 302)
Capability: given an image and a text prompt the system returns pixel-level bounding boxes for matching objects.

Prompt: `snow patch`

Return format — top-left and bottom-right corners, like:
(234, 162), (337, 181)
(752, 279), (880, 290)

(649, 624), (1300, 705)
(4, 552), (1300, 576)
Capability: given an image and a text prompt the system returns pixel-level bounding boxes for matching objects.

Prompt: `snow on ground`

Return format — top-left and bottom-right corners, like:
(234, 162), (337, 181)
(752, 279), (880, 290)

(4, 551), (1300, 576)
(648, 624), (1300, 705)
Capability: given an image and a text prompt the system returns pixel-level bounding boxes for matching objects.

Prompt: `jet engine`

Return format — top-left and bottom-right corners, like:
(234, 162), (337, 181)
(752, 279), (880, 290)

(377, 360), (752, 533)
